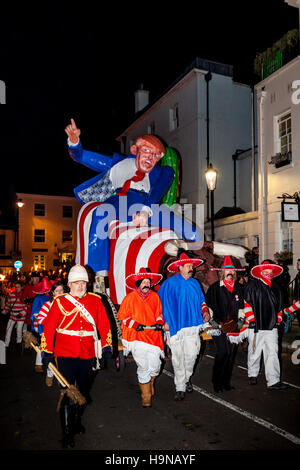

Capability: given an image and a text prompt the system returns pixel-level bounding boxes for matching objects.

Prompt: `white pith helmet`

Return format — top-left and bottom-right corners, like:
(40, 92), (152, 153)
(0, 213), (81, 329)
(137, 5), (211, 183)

(68, 264), (89, 283)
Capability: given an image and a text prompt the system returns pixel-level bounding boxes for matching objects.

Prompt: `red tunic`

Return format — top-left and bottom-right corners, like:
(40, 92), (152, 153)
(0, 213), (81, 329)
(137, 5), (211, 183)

(117, 290), (164, 351)
(41, 292), (112, 359)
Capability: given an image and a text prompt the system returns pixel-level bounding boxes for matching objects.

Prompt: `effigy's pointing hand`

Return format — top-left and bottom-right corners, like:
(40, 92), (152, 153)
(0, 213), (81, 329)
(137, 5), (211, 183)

(65, 118), (81, 145)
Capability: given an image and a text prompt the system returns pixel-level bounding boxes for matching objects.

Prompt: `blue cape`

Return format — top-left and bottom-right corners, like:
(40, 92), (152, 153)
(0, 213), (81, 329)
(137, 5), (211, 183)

(31, 294), (50, 334)
(158, 274), (205, 337)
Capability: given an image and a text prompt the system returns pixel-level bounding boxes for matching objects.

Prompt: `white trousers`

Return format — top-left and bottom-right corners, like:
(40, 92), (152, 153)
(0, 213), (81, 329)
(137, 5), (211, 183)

(166, 331), (201, 392)
(247, 328), (281, 387)
(130, 341), (162, 384)
(5, 320), (24, 346)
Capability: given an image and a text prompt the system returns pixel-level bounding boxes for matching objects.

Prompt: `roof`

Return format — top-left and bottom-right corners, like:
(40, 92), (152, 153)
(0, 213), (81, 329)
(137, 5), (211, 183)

(117, 57), (234, 139)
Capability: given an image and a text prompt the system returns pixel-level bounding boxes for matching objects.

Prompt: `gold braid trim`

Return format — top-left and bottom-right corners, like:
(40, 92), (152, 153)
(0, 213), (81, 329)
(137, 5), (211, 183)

(40, 333), (53, 354)
(104, 330), (113, 347)
(56, 298), (80, 331)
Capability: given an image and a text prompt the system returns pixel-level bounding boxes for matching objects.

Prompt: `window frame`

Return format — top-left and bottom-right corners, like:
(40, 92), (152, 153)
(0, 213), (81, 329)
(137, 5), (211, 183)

(33, 228), (46, 243)
(34, 203), (46, 217)
(62, 230), (73, 243)
(62, 205), (73, 218)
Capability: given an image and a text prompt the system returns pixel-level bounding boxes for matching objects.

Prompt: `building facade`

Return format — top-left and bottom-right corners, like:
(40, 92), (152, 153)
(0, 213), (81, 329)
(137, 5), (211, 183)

(118, 59), (253, 217)
(0, 225), (15, 275)
(17, 193), (81, 272)
(255, 55), (300, 279)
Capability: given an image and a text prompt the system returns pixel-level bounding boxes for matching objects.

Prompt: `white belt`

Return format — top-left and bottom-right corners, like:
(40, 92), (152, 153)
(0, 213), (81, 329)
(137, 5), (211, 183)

(56, 328), (94, 337)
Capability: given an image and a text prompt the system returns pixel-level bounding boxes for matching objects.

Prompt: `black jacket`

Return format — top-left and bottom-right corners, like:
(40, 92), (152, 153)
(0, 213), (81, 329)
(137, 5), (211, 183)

(293, 272), (300, 301)
(205, 281), (245, 324)
(244, 279), (283, 332)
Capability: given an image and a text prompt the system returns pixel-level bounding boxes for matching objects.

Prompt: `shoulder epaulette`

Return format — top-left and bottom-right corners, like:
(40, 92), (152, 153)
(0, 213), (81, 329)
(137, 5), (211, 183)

(53, 293), (66, 300)
(51, 293), (68, 304)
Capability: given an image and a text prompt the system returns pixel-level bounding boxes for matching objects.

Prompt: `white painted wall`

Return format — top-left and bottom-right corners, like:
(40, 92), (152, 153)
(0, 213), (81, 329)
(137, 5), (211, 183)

(255, 56), (300, 278)
(121, 67), (252, 214)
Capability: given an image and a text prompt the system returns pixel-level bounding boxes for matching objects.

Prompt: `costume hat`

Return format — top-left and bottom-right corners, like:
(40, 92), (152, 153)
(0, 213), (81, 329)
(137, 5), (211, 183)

(125, 267), (163, 290)
(33, 277), (56, 294)
(211, 255), (245, 271)
(167, 252), (204, 273)
(68, 264), (89, 283)
(251, 260), (283, 280)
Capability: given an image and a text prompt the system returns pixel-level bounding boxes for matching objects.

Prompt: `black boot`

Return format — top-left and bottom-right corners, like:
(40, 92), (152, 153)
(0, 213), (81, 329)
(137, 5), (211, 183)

(74, 405), (86, 435)
(59, 396), (75, 449)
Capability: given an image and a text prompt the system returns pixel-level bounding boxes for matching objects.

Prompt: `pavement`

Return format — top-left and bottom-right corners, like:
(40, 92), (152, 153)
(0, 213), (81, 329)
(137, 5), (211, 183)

(281, 322), (300, 352)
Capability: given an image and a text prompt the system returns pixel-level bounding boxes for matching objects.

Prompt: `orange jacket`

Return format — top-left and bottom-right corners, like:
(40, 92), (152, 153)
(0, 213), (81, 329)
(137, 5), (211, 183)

(117, 290), (164, 350)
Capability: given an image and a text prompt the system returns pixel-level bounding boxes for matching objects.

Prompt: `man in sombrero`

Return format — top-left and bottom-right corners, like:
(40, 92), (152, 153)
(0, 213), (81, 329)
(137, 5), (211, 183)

(205, 255), (246, 393)
(117, 267), (165, 408)
(158, 252), (209, 401)
(243, 259), (288, 390)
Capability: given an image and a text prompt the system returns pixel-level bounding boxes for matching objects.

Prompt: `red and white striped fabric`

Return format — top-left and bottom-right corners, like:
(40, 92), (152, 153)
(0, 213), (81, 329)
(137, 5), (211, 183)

(227, 301), (255, 344)
(244, 302), (255, 324)
(3, 292), (27, 322)
(284, 299), (300, 315)
(76, 201), (103, 267)
(202, 303), (209, 315)
(108, 220), (178, 305)
(36, 299), (52, 325)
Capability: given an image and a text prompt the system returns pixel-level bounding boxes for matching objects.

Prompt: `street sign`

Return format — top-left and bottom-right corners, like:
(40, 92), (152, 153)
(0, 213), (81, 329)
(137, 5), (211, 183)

(14, 260), (23, 270)
(282, 201), (300, 222)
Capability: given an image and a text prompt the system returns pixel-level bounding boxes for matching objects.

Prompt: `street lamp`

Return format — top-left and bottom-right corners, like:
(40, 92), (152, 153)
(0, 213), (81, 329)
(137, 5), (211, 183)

(205, 163), (218, 241)
(15, 198), (24, 256)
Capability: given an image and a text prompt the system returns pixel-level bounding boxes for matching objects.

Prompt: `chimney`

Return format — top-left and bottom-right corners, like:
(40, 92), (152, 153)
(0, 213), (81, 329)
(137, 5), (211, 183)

(134, 83), (149, 113)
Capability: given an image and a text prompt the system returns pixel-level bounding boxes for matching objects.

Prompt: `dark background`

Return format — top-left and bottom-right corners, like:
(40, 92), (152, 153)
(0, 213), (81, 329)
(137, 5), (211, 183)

(0, 0), (298, 215)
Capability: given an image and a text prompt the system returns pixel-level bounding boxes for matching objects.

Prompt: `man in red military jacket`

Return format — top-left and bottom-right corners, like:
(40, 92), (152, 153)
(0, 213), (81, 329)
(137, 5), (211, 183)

(41, 264), (112, 449)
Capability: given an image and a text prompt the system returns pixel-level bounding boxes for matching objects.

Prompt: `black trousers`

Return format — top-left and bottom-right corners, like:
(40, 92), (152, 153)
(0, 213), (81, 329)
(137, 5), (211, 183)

(56, 356), (94, 399)
(212, 333), (237, 387)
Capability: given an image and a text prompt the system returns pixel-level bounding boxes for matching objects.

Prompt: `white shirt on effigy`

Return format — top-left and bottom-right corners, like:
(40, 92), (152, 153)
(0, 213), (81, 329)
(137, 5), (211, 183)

(109, 158), (150, 194)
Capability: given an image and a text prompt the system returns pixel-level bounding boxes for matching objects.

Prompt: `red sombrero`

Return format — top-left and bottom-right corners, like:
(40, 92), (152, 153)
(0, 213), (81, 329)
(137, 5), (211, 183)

(211, 255), (245, 271)
(167, 252), (204, 273)
(33, 277), (56, 294)
(125, 267), (163, 290)
(251, 261), (283, 280)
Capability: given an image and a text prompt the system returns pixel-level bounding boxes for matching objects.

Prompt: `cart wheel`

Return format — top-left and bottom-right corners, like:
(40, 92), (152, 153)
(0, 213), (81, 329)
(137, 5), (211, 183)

(116, 350), (125, 373)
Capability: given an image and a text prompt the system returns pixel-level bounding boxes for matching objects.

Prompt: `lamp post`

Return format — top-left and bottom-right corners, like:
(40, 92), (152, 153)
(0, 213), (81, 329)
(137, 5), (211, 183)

(205, 163), (218, 241)
(15, 198), (24, 256)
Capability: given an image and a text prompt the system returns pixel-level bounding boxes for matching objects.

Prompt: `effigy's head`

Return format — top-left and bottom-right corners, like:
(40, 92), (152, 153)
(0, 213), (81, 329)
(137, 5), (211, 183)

(130, 135), (166, 173)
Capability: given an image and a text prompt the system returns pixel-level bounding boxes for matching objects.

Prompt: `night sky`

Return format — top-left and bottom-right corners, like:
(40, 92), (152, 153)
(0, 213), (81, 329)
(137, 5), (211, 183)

(0, 1), (298, 215)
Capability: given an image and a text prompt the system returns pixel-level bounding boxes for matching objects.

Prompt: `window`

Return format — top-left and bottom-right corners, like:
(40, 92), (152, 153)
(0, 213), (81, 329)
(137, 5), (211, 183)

(62, 230), (72, 242)
(34, 229), (45, 243)
(169, 104), (179, 131)
(62, 252), (73, 263)
(278, 112), (291, 155)
(277, 217), (293, 265)
(33, 254), (45, 270)
(34, 203), (45, 216)
(271, 112), (292, 168)
(0, 235), (5, 254)
(147, 121), (156, 135)
(62, 205), (73, 218)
